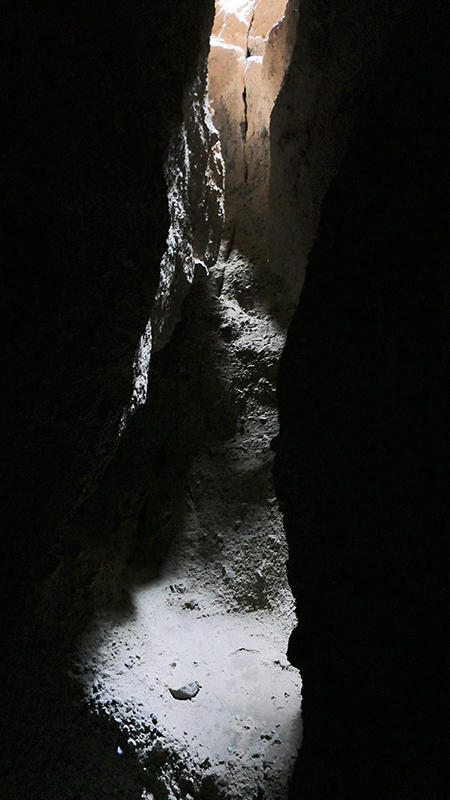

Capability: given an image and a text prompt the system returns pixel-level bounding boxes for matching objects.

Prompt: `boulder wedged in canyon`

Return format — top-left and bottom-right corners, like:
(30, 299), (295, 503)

(274, 2), (449, 795)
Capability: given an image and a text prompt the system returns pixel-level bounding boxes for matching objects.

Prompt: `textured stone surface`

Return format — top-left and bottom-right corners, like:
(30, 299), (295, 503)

(169, 682), (201, 701)
(150, 61), (225, 355)
(38, 242), (301, 800)
(209, 0), (295, 259)
(122, 55), (224, 422)
(274, 2), (449, 795)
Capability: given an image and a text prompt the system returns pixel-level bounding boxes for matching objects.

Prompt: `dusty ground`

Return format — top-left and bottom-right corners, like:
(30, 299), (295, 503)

(0, 248), (300, 800)
(75, 249), (302, 800)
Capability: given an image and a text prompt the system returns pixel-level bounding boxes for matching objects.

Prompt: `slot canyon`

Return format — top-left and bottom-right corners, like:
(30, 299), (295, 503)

(1, 1), (448, 798)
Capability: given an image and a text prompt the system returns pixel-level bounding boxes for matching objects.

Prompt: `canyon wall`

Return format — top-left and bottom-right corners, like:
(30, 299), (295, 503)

(149, 63), (224, 358)
(0, 0), (215, 646)
(124, 58), (224, 423)
(274, 1), (449, 795)
(209, 0), (297, 260)
(1, 3), (224, 794)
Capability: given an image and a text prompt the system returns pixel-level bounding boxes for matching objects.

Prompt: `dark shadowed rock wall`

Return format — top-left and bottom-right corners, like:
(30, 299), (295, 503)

(1, 3), (219, 796)
(274, 1), (449, 796)
(0, 0), (214, 643)
(269, 0), (412, 297)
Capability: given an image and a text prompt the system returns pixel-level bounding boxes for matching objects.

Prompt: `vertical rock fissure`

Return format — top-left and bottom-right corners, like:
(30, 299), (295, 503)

(247, 6), (257, 56)
(241, 6), (256, 186)
(242, 83), (249, 182)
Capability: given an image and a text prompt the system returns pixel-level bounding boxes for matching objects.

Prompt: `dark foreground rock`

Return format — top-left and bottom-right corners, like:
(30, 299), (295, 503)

(275, 2), (449, 796)
(0, 0), (214, 642)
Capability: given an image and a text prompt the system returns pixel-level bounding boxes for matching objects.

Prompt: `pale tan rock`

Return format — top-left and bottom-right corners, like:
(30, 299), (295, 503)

(208, 38), (247, 236)
(262, 0), (298, 100)
(251, 0), (288, 42)
(208, 0), (295, 258)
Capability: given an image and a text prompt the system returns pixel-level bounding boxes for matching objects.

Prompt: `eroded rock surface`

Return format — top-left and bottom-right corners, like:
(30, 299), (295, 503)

(150, 62), (225, 357)
(1, 1), (221, 796)
(209, 0), (296, 259)
(4, 1), (446, 798)
(1, 5), (301, 797)
(123, 54), (225, 423)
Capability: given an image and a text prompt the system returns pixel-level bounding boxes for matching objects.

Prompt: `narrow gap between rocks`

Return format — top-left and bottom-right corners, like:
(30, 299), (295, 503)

(74, 3), (302, 799)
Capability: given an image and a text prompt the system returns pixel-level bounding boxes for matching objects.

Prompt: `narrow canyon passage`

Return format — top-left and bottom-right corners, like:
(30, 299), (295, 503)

(74, 3), (302, 799)
(76, 257), (301, 800)
(2, 2), (448, 799)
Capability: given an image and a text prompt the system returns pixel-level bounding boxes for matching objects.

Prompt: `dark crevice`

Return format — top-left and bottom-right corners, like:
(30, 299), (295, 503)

(223, 221), (236, 261)
(241, 5), (256, 184)
(242, 84), (249, 183)
(246, 6), (257, 56)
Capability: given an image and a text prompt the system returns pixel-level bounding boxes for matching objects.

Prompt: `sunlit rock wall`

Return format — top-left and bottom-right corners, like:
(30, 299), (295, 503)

(150, 62), (224, 356)
(209, 0), (296, 258)
(269, 0), (412, 296)
(122, 56), (225, 423)
(274, 1), (449, 795)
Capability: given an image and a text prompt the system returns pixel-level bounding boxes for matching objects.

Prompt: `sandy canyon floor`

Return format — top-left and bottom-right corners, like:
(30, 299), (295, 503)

(76, 249), (302, 800)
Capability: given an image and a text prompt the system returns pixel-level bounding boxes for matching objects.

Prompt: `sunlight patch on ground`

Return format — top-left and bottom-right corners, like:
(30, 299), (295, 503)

(78, 576), (302, 799)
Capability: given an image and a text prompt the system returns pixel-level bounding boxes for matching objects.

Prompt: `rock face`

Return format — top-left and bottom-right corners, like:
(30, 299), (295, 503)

(209, 0), (296, 258)
(149, 62), (225, 357)
(169, 682), (201, 701)
(0, 0), (215, 641)
(1, 4), (224, 792)
(123, 55), (225, 422)
(274, 1), (449, 795)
